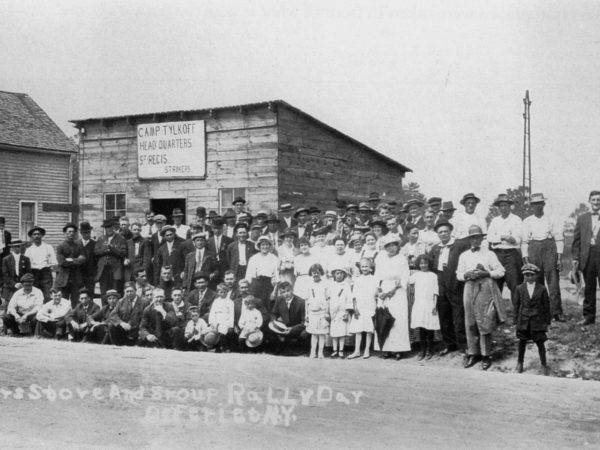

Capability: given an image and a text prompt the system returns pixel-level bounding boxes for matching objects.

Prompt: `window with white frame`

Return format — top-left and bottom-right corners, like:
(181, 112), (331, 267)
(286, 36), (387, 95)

(104, 193), (126, 219)
(218, 188), (246, 214)
(20, 201), (36, 240)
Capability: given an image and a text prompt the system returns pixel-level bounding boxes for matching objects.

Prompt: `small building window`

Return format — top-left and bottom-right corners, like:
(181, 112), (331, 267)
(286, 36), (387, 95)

(218, 188), (246, 214)
(19, 201), (37, 240)
(105, 193), (126, 219)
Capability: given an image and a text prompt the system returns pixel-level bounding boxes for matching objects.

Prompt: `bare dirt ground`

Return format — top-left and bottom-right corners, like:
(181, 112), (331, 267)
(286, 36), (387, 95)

(1, 332), (600, 450)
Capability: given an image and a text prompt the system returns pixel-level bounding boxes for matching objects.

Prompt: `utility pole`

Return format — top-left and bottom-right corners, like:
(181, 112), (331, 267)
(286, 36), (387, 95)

(522, 90), (532, 198)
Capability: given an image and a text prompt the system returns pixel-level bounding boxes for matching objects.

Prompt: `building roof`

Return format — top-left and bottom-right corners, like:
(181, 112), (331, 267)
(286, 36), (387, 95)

(0, 90), (76, 153)
(70, 100), (411, 173)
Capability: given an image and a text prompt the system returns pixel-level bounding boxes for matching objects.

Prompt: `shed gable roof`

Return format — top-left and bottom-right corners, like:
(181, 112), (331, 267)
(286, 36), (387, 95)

(0, 90), (76, 153)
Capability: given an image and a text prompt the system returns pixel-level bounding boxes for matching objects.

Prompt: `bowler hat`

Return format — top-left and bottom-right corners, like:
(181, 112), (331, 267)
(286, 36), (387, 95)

(20, 273), (34, 283)
(279, 203), (292, 213)
(211, 217), (224, 227)
(232, 196), (246, 205)
(223, 209), (236, 219)
(460, 193), (481, 205)
(208, 210), (218, 218)
(63, 222), (78, 233)
(195, 207), (206, 218)
(100, 219), (113, 228)
(28, 225), (46, 236)
(159, 225), (177, 236)
(172, 208), (185, 217)
(79, 221), (93, 232)
(309, 206), (321, 214)
(492, 194), (514, 207)
(529, 193), (547, 204)
(433, 218), (454, 232)
(466, 225), (486, 238)
(293, 207), (309, 219)
(246, 329), (264, 348)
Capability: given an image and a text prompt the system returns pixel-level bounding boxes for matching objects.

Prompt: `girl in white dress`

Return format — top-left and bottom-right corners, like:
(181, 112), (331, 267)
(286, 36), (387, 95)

(409, 254), (440, 360)
(329, 267), (352, 358)
(305, 263), (330, 359)
(348, 258), (378, 359)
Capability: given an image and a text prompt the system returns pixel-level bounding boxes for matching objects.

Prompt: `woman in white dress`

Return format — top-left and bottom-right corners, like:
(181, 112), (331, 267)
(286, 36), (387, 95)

(374, 234), (411, 360)
(293, 237), (317, 300)
(325, 237), (354, 283)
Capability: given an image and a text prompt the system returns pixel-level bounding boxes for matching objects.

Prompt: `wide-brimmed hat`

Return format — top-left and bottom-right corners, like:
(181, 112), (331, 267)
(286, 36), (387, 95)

(237, 212), (253, 223)
(492, 194), (514, 207)
(255, 236), (273, 250)
(28, 225), (46, 236)
(246, 329), (264, 348)
(521, 263), (540, 274)
(232, 196), (246, 205)
(266, 213), (280, 224)
(369, 217), (388, 229)
(440, 201), (456, 212)
(380, 234), (402, 248)
(402, 199), (424, 212)
(466, 225), (486, 238)
(346, 203), (359, 211)
(368, 192), (380, 202)
(201, 330), (220, 348)
(63, 222), (78, 233)
(268, 320), (290, 335)
(358, 202), (371, 212)
(211, 217), (224, 227)
(172, 208), (185, 217)
(255, 210), (269, 220)
(293, 207), (310, 218)
(329, 266), (348, 276)
(159, 225), (177, 236)
(8, 239), (25, 247)
(529, 193), (547, 204)
(460, 193), (481, 205)
(223, 209), (236, 219)
(79, 221), (93, 232)
(433, 218), (454, 232)
(279, 203), (292, 213)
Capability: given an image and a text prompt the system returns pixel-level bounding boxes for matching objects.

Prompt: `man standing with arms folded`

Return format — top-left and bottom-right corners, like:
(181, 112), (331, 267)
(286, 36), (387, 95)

(487, 194), (524, 300)
(522, 193), (565, 322)
(25, 226), (57, 303)
(572, 190), (600, 325)
(55, 222), (86, 308)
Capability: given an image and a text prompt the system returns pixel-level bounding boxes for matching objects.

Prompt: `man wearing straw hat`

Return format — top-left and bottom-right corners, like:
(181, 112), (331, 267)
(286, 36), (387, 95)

(522, 193), (565, 322)
(25, 225), (57, 303)
(572, 190), (600, 325)
(452, 193), (487, 241)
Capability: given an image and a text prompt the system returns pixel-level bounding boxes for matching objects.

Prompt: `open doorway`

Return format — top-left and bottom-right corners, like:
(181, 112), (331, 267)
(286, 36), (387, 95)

(149, 198), (187, 225)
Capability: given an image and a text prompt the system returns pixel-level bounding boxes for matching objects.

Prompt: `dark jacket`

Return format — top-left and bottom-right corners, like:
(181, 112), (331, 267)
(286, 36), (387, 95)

(182, 249), (218, 292)
(124, 236), (152, 281)
(66, 301), (101, 324)
(271, 295), (306, 328)
(186, 288), (216, 319)
(513, 282), (551, 331)
(94, 233), (127, 281)
(91, 304), (115, 323)
(55, 240), (86, 288)
(572, 212), (597, 272)
(138, 302), (177, 340)
(154, 238), (186, 282)
(225, 240), (257, 275)
(207, 234), (233, 268)
(2, 253), (31, 290)
(108, 296), (147, 329)
(430, 239), (469, 295)
(80, 239), (97, 279)
(0, 229), (11, 260)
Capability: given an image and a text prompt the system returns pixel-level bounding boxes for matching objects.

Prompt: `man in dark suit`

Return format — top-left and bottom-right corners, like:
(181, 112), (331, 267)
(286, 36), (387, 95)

(182, 233), (218, 293)
(225, 223), (256, 280)
(186, 273), (216, 322)
(154, 225), (185, 285)
(0, 216), (11, 261)
(572, 190), (600, 325)
(108, 281), (147, 345)
(278, 204), (297, 232)
(291, 207), (313, 241)
(138, 287), (178, 348)
(95, 219), (128, 304)
(55, 223), (86, 308)
(65, 288), (101, 341)
(430, 219), (469, 356)
(124, 222), (152, 282)
(207, 217), (233, 287)
(268, 281), (307, 353)
(78, 222), (97, 296)
(1, 240), (31, 301)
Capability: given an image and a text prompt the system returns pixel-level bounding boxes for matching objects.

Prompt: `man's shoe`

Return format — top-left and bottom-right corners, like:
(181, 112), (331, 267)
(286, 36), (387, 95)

(540, 365), (551, 376)
(481, 356), (492, 371)
(515, 362), (524, 373)
(577, 317), (595, 326)
(464, 355), (478, 368)
(438, 347), (452, 357)
(554, 314), (566, 323)
(417, 352), (425, 361)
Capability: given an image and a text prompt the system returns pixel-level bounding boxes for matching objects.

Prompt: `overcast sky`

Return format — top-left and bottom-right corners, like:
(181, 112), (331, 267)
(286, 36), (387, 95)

(2, 0), (599, 219)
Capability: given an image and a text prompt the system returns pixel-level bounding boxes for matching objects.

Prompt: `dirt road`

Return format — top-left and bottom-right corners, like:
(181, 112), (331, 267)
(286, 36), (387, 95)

(1, 338), (599, 449)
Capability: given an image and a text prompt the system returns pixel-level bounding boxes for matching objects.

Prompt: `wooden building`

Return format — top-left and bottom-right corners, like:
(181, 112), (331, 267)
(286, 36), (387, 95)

(0, 91), (77, 246)
(71, 100), (410, 225)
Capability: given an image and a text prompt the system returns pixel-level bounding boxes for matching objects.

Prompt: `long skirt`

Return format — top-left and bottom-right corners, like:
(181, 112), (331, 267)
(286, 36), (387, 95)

(375, 288), (411, 352)
(250, 276), (274, 305)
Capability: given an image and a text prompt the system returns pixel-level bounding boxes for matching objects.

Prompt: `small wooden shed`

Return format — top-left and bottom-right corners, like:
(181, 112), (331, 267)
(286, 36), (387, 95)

(71, 100), (410, 225)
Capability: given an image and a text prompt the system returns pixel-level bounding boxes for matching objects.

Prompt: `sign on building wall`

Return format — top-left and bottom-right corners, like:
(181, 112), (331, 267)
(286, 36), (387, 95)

(137, 120), (206, 179)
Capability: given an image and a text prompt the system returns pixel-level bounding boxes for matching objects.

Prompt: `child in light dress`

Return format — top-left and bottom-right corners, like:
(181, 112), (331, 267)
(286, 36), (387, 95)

(184, 306), (210, 350)
(348, 258), (378, 359)
(305, 263), (330, 359)
(238, 296), (264, 340)
(329, 267), (352, 358)
(208, 283), (235, 351)
(409, 255), (440, 360)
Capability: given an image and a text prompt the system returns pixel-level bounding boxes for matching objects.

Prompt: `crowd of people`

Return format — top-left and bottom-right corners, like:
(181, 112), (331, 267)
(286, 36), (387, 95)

(1, 189), (599, 374)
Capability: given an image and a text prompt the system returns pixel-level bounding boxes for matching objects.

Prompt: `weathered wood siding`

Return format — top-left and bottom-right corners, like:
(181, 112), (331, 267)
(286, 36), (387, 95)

(277, 107), (405, 210)
(0, 147), (72, 246)
(79, 106), (279, 227)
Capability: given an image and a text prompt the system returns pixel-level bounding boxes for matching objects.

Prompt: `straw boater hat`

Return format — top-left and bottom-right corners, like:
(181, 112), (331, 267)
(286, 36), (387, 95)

(201, 330), (220, 348)
(529, 193), (547, 204)
(268, 320), (290, 335)
(28, 225), (46, 237)
(293, 207), (309, 219)
(255, 236), (273, 251)
(358, 202), (371, 212)
(159, 225), (177, 236)
(346, 203), (359, 212)
(460, 193), (481, 205)
(466, 225), (486, 238)
(192, 232), (208, 241)
(521, 263), (540, 275)
(324, 210), (337, 220)
(172, 208), (185, 217)
(492, 194), (514, 207)
(279, 203), (292, 213)
(308, 206), (321, 215)
(348, 233), (364, 248)
(245, 329), (264, 348)
(8, 239), (25, 248)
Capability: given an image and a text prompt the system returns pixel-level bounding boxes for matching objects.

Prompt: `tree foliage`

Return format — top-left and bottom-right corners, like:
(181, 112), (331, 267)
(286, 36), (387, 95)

(485, 186), (531, 224)
(398, 181), (427, 206)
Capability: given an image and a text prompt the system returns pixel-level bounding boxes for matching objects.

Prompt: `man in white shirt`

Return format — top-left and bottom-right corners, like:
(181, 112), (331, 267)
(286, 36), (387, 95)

(487, 194), (524, 298)
(24, 226), (57, 302)
(3, 273), (44, 335)
(172, 208), (190, 240)
(456, 225), (506, 371)
(521, 193), (565, 322)
(452, 193), (487, 241)
(35, 288), (71, 339)
(140, 210), (157, 239)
